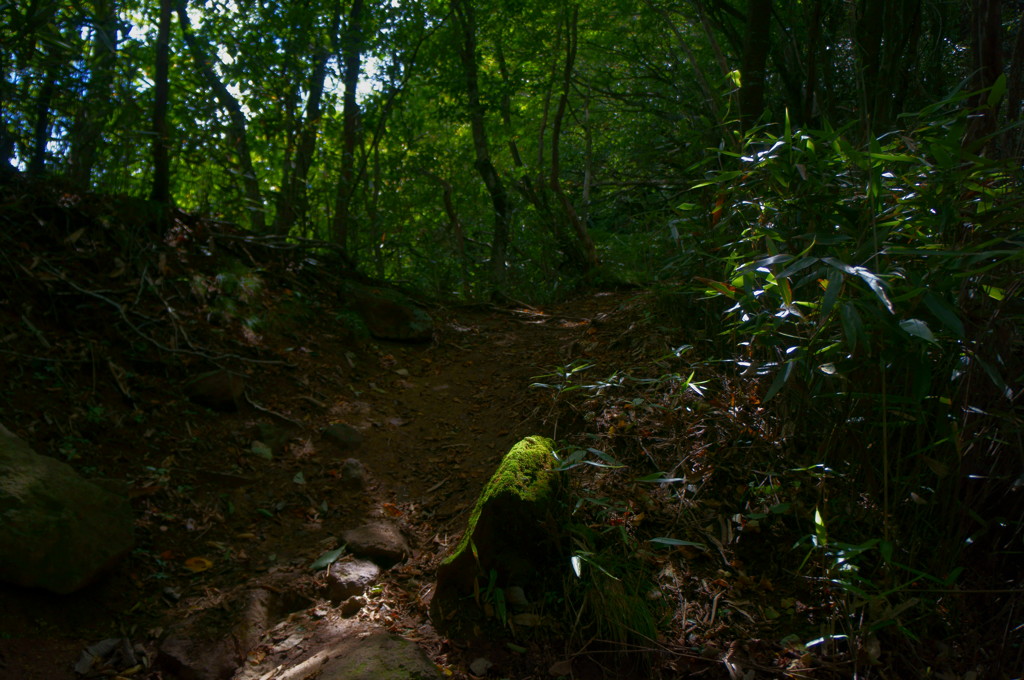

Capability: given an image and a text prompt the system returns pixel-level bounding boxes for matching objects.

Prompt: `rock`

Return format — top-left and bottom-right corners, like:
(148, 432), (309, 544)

(324, 558), (379, 604)
(429, 436), (564, 638)
(341, 521), (410, 566)
(233, 619), (439, 680)
(159, 585), (303, 680)
(185, 369), (245, 411)
(0, 424), (135, 594)
(313, 630), (439, 680)
(469, 657), (493, 675)
(157, 637), (237, 680)
(346, 284), (433, 342)
(323, 423), (363, 450)
(256, 422), (294, 453)
(339, 595), (365, 617)
(340, 457), (367, 489)
(73, 638), (145, 676)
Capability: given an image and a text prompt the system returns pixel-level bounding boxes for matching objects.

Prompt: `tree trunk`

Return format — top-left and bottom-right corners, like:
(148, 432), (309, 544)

(28, 64), (57, 176)
(69, 0), (118, 188)
(451, 0), (512, 288)
(331, 0), (365, 253)
(175, 0), (265, 230)
(964, 0), (1004, 155)
(738, 0), (772, 127)
(424, 171), (470, 297)
(549, 5), (597, 271)
(275, 1), (342, 235)
(150, 0), (172, 203)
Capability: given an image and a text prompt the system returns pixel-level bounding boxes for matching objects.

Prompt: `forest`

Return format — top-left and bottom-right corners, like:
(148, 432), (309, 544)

(1, 0), (1022, 678)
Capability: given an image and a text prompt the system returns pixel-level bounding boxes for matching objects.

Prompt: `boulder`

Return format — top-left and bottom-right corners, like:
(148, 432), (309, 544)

(315, 631), (439, 680)
(233, 619), (439, 680)
(429, 436), (564, 638)
(0, 424), (135, 594)
(185, 369), (245, 411)
(341, 521), (410, 566)
(346, 284), (433, 342)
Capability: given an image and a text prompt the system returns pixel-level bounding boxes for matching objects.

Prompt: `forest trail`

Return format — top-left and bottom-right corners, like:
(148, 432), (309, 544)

(3, 179), (1015, 679)
(0, 215), (651, 679)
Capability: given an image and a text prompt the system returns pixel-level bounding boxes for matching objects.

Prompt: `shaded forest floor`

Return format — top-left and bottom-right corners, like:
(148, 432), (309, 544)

(0, 176), (1018, 679)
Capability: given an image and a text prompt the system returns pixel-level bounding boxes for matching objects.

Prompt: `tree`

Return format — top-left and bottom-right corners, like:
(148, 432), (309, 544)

(451, 0), (512, 288)
(175, 0), (265, 230)
(331, 0), (366, 252)
(548, 5), (597, 271)
(273, 1), (343, 234)
(151, 0), (172, 204)
(69, 0), (120, 188)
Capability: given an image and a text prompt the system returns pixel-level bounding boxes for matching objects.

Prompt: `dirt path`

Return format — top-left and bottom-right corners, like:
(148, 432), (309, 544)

(0, 292), (626, 680)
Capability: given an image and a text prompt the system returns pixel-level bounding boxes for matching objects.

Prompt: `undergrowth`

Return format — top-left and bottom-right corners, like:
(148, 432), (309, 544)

(530, 87), (1022, 674)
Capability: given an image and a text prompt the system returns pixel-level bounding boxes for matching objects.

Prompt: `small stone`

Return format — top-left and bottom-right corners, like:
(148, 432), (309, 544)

(251, 440), (273, 460)
(505, 586), (529, 607)
(340, 458), (367, 489)
(340, 595), (365, 617)
(469, 657), (493, 676)
(324, 558), (380, 604)
(323, 423), (364, 450)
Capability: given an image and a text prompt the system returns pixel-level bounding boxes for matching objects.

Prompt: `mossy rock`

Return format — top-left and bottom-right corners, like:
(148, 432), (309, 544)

(430, 436), (564, 638)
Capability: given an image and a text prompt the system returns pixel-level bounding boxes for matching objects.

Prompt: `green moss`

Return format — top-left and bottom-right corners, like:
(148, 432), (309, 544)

(442, 436), (556, 567)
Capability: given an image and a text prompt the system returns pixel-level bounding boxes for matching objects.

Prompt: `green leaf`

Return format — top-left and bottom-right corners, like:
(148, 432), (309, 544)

(983, 285), (1005, 301)
(649, 537), (707, 549)
(988, 73), (1007, 108)
(841, 302), (864, 352)
(822, 256), (856, 275)
(820, 268), (843, 321)
(879, 540), (894, 563)
(747, 254), (793, 271)
(778, 256), (818, 279)
(922, 292), (965, 338)
(310, 546), (346, 571)
(813, 507), (828, 547)
(974, 355), (1009, 396)
(764, 360), (793, 402)
(899, 318), (937, 344)
(853, 267), (894, 314)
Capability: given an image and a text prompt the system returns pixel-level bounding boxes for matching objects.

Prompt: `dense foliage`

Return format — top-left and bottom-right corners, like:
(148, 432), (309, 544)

(3, 0), (1022, 670)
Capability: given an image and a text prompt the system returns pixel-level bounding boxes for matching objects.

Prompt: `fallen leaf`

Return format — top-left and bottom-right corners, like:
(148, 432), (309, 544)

(549, 659), (573, 676)
(183, 557), (213, 573)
